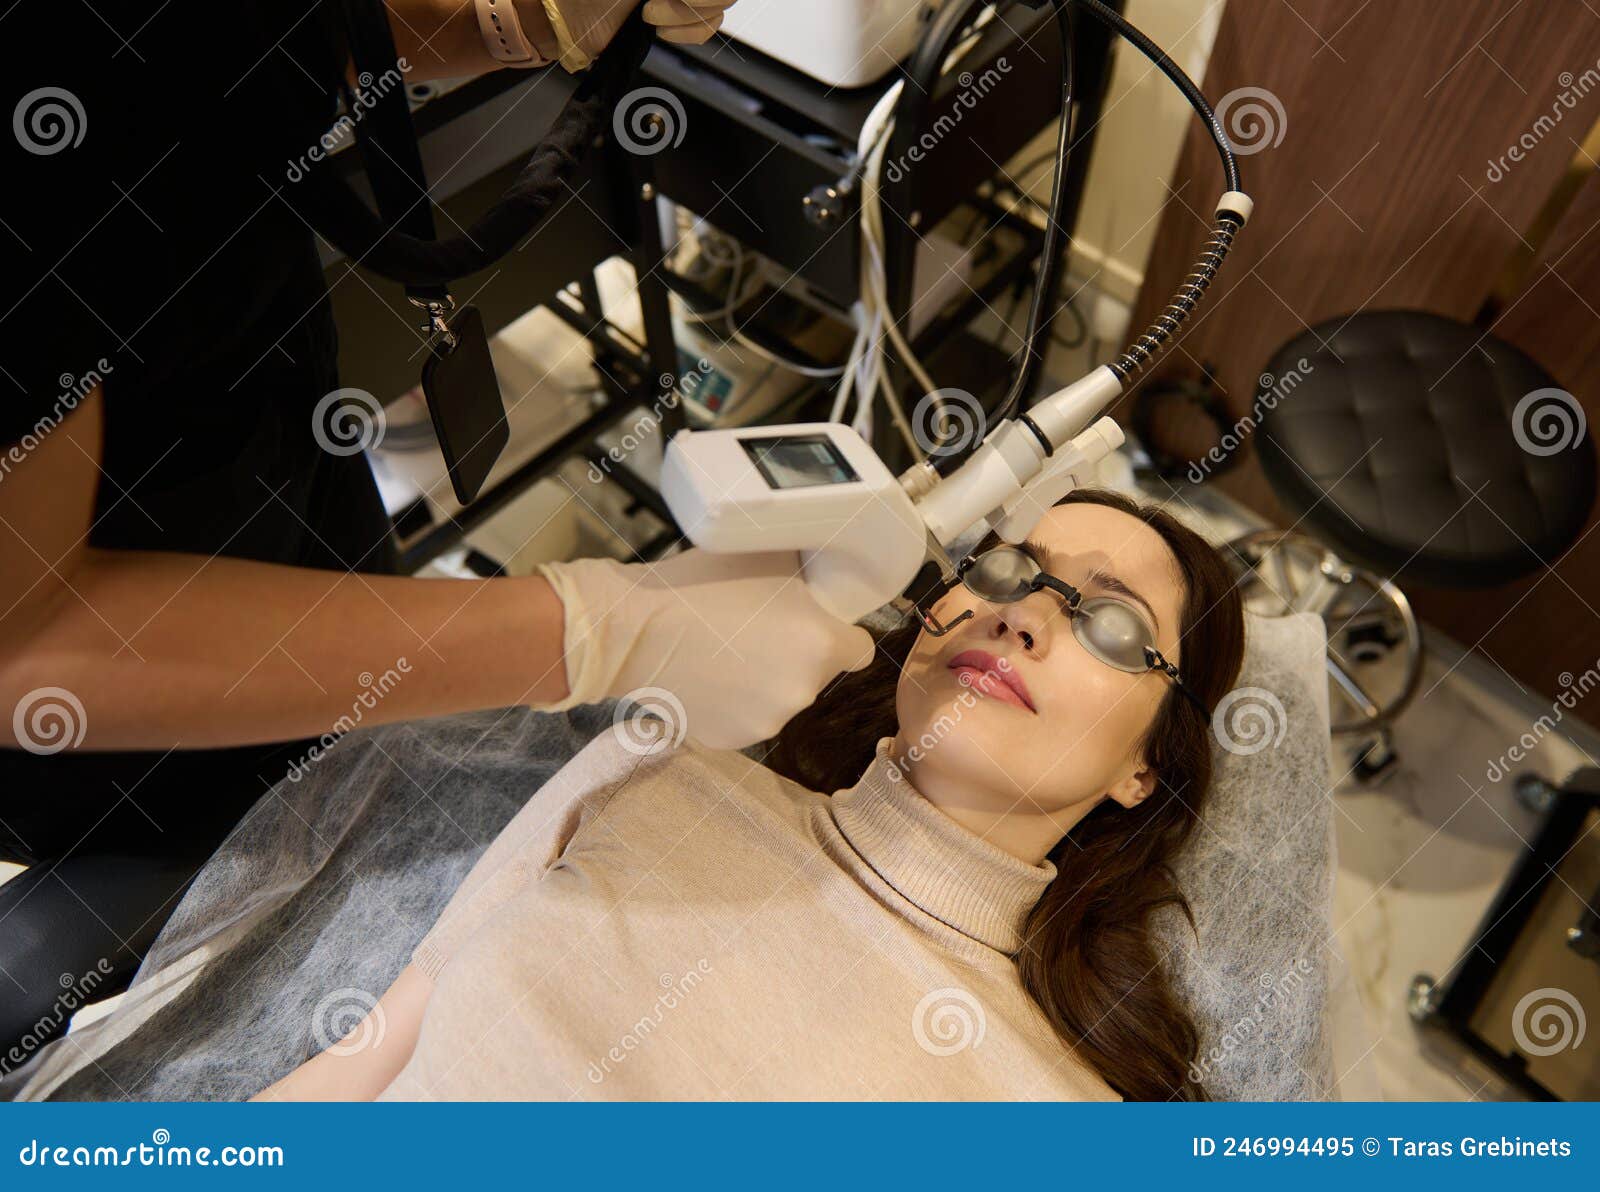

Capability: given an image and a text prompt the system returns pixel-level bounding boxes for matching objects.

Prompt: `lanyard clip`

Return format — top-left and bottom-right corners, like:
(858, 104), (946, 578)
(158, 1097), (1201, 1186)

(409, 293), (459, 351)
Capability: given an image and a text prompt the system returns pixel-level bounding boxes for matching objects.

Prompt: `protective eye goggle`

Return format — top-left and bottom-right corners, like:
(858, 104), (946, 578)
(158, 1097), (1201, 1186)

(914, 545), (1208, 715)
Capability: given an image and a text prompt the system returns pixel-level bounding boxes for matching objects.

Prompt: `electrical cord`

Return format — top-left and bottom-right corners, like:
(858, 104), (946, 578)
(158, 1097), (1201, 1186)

(843, 4), (1006, 461)
(861, 97), (945, 446)
(991, 0), (1076, 427)
(868, 0), (1023, 462)
(669, 218), (856, 379)
(668, 0), (1248, 470)
(1065, 0), (1245, 386)
(833, 75), (931, 460)
(1075, 0), (1240, 192)
(1053, 297), (1088, 349)
(948, 0), (1247, 453)
(980, 157), (1088, 354)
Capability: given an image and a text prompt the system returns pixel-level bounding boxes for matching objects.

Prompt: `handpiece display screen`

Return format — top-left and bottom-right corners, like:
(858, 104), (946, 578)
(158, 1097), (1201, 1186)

(741, 435), (860, 490)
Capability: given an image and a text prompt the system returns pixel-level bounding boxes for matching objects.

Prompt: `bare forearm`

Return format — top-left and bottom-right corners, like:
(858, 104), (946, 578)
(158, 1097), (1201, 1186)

(255, 966), (431, 1101)
(384, 0), (558, 80)
(2, 548), (569, 751)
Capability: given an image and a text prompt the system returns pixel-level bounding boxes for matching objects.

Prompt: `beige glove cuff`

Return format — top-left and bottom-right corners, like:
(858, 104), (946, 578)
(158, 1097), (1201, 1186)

(540, 0), (596, 72)
(535, 559), (616, 710)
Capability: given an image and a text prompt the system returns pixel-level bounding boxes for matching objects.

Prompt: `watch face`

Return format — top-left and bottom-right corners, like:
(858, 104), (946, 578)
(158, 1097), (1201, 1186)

(741, 435), (860, 490)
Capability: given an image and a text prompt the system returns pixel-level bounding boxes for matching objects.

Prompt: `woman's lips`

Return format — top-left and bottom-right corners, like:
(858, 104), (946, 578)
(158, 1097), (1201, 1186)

(947, 649), (1036, 713)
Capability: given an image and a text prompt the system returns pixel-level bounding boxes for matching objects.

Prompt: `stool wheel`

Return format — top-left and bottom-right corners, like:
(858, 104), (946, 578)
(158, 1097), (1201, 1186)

(1225, 529), (1424, 737)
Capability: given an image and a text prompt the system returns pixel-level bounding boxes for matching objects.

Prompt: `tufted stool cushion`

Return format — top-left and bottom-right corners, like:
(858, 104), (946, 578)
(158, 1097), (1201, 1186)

(1253, 310), (1596, 588)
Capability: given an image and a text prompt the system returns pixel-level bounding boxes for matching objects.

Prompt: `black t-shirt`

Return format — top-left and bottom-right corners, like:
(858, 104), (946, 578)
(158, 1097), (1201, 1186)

(0, 1), (411, 569)
(0, 2), (403, 867)
(3, 1), (346, 432)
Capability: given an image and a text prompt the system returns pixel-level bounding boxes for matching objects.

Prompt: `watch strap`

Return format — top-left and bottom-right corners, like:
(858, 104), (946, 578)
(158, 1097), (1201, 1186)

(474, 0), (549, 67)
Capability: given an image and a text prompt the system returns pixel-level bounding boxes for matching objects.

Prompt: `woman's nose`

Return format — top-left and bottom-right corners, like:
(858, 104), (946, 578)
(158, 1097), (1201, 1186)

(990, 592), (1060, 654)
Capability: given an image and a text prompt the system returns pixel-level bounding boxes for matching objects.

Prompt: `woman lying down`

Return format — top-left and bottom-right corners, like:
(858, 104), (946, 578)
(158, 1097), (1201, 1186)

(257, 490), (1244, 1102)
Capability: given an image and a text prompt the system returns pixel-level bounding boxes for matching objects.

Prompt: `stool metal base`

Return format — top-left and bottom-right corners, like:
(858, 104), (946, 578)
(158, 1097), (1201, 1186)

(1225, 530), (1425, 741)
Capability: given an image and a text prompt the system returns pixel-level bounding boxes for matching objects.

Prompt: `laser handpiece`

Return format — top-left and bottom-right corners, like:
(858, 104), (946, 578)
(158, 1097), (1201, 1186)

(659, 370), (1130, 626)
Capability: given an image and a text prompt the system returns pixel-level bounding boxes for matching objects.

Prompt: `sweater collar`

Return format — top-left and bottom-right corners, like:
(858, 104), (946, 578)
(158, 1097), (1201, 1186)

(830, 738), (1057, 955)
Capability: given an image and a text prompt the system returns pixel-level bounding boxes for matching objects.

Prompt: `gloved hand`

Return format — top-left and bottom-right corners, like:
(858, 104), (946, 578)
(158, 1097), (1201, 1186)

(542, 0), (738, 72)
(536, 548), (876, 749)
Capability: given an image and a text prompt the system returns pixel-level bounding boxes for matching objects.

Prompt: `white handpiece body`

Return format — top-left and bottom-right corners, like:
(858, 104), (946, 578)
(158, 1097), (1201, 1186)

(659, 424), (927, 624)
(992, 418), (1126, 543)
(659, 371), (1125, 624)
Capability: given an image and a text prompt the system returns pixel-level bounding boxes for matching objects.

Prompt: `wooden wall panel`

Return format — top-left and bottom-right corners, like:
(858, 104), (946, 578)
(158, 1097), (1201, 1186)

(1421, 170), (1600, 710)
(1495, 165), (1600, 408)
(1126, 0), (1600, 725)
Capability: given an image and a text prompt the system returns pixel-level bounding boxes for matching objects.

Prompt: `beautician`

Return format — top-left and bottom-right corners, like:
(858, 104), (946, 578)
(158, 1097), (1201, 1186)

(0, 0), (869, 1056)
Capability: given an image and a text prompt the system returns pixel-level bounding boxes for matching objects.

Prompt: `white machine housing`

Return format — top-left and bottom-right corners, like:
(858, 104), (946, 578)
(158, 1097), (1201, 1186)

(659, 423), (928, 623)
(721, 0), (936, 88)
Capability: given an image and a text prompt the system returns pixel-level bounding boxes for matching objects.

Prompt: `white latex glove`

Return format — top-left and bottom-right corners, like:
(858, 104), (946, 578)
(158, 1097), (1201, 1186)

(536, 548), (876, 749)
(542, 0), (737, 71)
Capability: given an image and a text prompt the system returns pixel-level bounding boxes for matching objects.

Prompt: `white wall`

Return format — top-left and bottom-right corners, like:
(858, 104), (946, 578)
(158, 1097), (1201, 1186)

(1017, 0), (1227, 305)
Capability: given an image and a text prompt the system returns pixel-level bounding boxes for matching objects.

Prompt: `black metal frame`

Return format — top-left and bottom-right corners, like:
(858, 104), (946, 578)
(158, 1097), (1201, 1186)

(341, 4), (1120, 571)
(1411, 767), (1600, 1100)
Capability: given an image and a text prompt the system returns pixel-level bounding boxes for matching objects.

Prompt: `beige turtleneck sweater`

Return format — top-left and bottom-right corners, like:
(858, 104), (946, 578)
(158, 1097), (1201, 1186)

(379, 722), (1118, 1101)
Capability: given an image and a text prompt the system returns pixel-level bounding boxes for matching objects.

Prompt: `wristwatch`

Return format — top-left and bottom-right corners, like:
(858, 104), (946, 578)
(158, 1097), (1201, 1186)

(473, 0), (553, 68)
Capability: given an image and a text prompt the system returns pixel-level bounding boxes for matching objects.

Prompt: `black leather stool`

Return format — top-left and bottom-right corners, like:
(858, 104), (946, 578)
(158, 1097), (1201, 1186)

(1228, 310), (1597, 778)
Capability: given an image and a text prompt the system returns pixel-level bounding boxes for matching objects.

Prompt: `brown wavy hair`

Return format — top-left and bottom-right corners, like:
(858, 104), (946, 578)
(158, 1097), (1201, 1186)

(763, 489), (1245, 1100)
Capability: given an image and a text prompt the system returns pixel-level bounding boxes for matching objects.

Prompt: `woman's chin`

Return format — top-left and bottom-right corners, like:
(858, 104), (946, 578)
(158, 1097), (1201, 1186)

(896, 721), (1035, 801)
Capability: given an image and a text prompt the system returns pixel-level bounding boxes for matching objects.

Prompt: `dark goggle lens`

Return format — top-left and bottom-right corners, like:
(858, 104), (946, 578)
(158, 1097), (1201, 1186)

(960, 546), (1039, 604)
(1072, 597), (1156, 672)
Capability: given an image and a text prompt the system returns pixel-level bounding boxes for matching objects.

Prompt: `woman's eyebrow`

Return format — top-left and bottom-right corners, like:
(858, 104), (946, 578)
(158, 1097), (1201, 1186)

(1083, 568), (1161, 631)
(1024, 538), (1161, 630)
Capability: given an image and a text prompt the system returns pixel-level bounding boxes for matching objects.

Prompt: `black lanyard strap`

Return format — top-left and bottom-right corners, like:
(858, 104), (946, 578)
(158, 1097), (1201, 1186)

(302, 1), (653, 295)
(336, 0), (447, 305)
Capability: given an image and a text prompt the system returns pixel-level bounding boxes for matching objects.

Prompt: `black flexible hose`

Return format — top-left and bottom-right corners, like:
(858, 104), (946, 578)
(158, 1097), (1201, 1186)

(955, 0), (1249, 426)
(992, 0), (1075, 425)
(881, 0), (1000, 355)
(1074, 0), (1240, 192)
(1068, 0), (1245, 385)
(878, 0), (1076, 460)
(296, 10), (654, 289)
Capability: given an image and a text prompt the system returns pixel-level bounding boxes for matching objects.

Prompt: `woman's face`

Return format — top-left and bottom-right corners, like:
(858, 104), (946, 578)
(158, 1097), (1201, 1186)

(894, 502), (1189, 836)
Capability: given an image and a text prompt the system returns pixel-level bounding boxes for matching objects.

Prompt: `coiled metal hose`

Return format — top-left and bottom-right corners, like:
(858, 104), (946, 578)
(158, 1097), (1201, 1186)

(1111, 213), (1242, 382)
